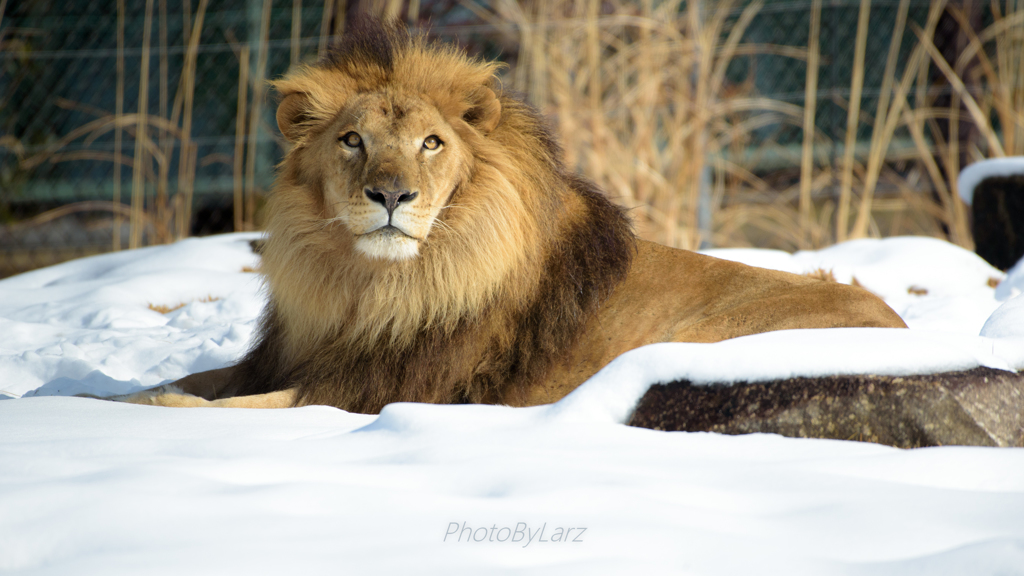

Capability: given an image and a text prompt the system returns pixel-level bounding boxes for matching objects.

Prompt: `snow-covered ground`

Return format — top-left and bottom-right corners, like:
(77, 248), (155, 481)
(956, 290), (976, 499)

(2, 233), (1024, 575)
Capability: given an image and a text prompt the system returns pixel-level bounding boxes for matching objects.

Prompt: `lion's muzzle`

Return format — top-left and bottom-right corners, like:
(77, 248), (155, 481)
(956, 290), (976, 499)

(365, 187), (418, 219)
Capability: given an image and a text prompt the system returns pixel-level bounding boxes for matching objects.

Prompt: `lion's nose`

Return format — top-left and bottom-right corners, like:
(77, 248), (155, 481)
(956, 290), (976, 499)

(365, 188), (418, 218)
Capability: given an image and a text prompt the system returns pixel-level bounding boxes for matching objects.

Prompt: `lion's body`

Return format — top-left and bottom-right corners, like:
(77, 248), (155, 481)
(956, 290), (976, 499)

(526, 240), (907, 404)
(122, 22), (906, 412)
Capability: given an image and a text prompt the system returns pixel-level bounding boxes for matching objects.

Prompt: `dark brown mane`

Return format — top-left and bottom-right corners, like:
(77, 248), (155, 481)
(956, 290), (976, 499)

(320, 18), (406, 72)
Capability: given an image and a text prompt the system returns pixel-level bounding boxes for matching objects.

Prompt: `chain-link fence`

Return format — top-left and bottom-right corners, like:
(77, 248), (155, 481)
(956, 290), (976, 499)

(0, 0), (1013, 276)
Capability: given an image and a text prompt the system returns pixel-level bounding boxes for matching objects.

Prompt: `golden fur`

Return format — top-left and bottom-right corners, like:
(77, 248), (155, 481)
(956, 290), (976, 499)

(115, 22), (907, 412)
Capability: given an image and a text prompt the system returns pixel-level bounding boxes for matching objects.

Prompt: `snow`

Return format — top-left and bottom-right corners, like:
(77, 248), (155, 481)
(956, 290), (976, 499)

(997, 256), (1024, 301)
(982, 296), (1024, 339)
(956, 156), (1024, 205)
(0, 233), (263, 398)
(2, 233), (1024, 574)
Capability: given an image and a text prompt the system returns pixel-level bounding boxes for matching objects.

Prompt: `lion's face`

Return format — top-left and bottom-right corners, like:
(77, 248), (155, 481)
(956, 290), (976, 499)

(260, 27), (634, 383)
(294, 91), (475, 261)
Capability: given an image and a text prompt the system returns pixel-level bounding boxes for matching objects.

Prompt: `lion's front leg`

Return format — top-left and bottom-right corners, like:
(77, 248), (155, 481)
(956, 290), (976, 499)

(164, 366), (239, 400)
(96, 386), (299, 409)
(103, 384), (213, 407)
(76, 365), (299, 408)
(116, 365), (246, 405)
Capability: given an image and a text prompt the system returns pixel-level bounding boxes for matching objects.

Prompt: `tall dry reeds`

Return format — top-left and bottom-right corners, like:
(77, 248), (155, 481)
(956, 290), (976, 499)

(129, 0), (154, 250)
(482, 0), (1020, 251)
(18, 0), (213, 248)
(113, 0), (126, 250)
(483, 0), (808, 249)
(10, 0), (1024, 257)
(13, 0), (267, 249)
(913, 0), (1024, 247)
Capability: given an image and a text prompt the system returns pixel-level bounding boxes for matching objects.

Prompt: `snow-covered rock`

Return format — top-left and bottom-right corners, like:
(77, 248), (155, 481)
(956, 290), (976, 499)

(956, 156), (1024, 205)
(981, 294), (1024, 339)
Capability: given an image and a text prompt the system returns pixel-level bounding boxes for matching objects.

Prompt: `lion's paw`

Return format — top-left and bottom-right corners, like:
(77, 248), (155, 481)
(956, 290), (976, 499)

(76, 385), (212, 407)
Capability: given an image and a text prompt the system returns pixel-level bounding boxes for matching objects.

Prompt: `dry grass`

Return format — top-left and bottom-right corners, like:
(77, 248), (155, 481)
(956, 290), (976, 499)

(147, 295), (220, 314)
(476, 0), (801, 249)
(8, 0), (1024, 258)
(482, 0), (1020, 252)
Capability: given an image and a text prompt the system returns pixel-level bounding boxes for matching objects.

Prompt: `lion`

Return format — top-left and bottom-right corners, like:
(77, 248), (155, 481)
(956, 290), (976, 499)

(111, 21), (906, 413)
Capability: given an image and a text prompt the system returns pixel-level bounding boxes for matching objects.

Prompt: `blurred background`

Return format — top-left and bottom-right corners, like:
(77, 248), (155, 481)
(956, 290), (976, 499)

(1, 0), (1021, 277)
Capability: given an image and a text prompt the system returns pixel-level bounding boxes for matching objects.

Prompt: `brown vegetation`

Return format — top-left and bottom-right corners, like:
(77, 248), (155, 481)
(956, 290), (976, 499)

(147, 295), (219, 314)
(6, 0), (1024, 259)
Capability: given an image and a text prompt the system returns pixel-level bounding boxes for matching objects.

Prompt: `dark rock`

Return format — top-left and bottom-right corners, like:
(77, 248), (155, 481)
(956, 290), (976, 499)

(972, 175), (1024, 271)
(627, 367), (1024, 448)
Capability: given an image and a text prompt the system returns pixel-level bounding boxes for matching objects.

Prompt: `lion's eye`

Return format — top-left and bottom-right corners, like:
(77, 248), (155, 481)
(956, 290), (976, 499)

(339, 131), (362, 148)
(422, 135), (442, 151)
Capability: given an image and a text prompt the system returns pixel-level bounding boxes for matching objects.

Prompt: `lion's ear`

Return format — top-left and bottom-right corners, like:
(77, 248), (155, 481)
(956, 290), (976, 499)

(277, 93), (313, 142)
(464, 87), (501, 134)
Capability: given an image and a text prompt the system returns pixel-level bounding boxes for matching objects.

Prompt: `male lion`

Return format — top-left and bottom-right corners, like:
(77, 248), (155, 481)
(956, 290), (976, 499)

(116, 22), (906, 412)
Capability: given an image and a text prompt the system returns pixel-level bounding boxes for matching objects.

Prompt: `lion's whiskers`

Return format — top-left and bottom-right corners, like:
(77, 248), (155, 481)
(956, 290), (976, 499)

(314, 201), (349, 227)
(430, 218), (460, 237)
(317, 216), (347, 230)
(437, 203), (484, 221)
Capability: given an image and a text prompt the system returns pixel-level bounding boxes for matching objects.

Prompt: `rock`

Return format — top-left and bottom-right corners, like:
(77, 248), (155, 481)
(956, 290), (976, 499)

(627, 367), (1024, 448)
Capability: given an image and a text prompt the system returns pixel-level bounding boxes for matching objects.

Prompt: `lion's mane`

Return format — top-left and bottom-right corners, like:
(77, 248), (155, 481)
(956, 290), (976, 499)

(229, 22), (635, 413)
